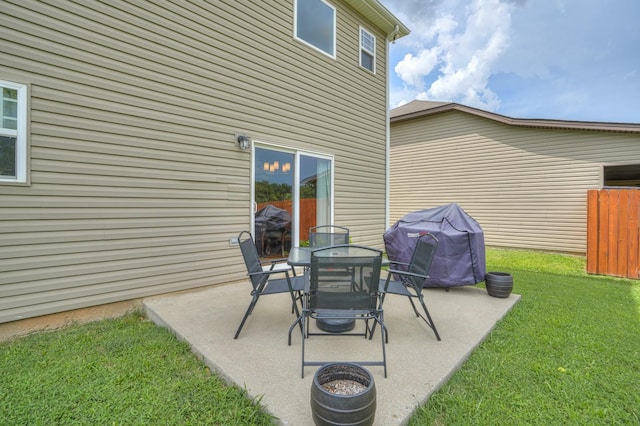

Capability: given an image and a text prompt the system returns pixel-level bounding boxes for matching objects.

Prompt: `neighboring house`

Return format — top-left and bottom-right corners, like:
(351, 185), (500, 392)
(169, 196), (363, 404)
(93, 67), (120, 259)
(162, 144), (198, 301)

(390, 100), (640, 254)
(0, 1), (408, 325)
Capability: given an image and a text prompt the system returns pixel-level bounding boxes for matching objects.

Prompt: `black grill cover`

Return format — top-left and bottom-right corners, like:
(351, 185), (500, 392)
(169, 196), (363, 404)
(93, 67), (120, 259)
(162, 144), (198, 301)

(384, 203), (486, 287)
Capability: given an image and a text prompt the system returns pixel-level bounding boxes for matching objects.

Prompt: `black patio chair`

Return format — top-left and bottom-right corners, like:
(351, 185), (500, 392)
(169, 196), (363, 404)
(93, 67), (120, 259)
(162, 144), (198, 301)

(307, 225), (350, 277)
(234, 231), (305, 339)
(308, 225), (350, 247)
(288, 244), (387, 378)
(376, 232), (441, 342)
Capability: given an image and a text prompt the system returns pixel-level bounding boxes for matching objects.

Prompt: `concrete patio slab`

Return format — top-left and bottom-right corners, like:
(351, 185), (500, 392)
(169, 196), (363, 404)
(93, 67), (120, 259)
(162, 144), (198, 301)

(144, 279), (520, 425)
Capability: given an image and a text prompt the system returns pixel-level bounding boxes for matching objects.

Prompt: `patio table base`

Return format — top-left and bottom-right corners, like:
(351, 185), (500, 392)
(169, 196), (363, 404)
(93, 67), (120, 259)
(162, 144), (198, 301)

(316, 317), (356, 333)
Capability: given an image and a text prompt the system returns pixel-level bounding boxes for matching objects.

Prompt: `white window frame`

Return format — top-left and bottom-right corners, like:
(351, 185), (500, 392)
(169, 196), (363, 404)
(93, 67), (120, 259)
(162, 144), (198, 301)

(359, 26), (376, 73)
(294, 0), (337, 59)
(0, 80), (28, 183)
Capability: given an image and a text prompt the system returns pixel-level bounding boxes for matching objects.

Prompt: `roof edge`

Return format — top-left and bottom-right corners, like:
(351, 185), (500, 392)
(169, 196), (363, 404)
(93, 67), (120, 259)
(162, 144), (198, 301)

(391, 101), (640, 134)
(345, 0), (410, 38)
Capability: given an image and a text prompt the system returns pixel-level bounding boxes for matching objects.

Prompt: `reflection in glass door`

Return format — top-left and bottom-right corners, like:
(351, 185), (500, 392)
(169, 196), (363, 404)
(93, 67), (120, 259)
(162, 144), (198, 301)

(254, 146), (333, 258)
(254, 147), (294, 258)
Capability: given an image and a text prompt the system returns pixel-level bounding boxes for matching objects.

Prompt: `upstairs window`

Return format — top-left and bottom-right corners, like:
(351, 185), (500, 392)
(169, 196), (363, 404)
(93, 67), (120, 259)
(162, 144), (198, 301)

(359, 27), (376, 73)
(0, 80), (28, 183)
(295, 0), (336, 58)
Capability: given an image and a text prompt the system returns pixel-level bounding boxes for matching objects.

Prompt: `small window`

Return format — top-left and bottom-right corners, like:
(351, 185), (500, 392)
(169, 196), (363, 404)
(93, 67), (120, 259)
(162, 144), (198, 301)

(295, 0), (336, 58)
(359, 27), (376, 73)
(604, 164), (640, 187)
(0, 80), (28, 183)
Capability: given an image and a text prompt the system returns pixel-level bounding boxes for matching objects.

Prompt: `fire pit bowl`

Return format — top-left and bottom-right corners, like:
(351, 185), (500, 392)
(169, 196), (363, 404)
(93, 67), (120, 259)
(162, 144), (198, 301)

(311, 363), (376, 426)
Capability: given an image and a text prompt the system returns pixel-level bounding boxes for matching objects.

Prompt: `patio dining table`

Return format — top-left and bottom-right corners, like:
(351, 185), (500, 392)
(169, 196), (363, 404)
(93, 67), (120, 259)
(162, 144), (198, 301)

(287, 246), (390, 268)
(287, 245), (388, 332)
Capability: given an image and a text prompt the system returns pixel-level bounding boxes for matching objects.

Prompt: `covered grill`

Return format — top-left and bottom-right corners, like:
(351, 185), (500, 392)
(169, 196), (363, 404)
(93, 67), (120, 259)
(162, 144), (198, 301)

(384, 203), (486, 287)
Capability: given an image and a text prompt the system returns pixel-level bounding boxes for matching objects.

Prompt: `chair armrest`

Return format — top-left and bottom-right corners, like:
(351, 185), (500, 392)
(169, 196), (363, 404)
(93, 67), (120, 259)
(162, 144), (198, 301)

(248, 269), (292, 279)
(267, 258), (297, 276)
(387, 268), (429, 280)
(382, 269), (429, 294)
(388, 260), (411, 268)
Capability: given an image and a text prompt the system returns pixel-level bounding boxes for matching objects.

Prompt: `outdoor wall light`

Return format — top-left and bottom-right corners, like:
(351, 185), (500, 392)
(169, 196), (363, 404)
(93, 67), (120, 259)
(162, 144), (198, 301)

(236, 134), (251, 150)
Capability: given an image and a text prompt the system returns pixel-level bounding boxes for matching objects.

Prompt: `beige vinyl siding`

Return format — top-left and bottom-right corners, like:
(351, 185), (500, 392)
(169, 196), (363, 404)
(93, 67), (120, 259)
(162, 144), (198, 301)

(0, 0), (390, 323)
(390, 111), (640, 254)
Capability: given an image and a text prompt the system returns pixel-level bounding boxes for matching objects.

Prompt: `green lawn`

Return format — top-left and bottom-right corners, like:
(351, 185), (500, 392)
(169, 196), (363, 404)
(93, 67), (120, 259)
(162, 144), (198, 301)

(409, 249), (640, 425)
(0, 312), (275, 425)
(1, 249), (638, 425)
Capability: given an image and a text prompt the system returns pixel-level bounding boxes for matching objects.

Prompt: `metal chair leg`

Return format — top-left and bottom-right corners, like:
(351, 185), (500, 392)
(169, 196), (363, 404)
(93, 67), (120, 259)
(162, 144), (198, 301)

(234, 294), (259, 339)
(418, 297), (441, 341)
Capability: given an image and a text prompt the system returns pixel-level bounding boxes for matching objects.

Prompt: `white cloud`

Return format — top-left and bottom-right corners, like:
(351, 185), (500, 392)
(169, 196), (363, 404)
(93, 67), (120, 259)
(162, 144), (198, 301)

(385, 0), (450, 44)
(387, 0), (515, 111)
(387, 0), (640, 122)
(394, 48), (440, 89)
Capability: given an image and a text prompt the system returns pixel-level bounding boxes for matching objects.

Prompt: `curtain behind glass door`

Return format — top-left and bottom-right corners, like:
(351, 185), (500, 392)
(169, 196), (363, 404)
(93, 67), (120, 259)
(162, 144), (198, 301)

(299, 154), (332, 242)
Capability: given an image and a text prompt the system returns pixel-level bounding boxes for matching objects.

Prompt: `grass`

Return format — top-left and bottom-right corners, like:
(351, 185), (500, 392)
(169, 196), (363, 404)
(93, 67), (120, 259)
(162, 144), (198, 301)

(1, 249), (638, 425)
(409, 249), (640, 425)
(0, 311), (275, 425)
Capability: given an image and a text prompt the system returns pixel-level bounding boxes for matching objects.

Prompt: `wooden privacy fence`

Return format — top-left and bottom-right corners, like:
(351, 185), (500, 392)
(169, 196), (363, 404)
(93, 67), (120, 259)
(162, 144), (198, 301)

(587, 189), (640, 279)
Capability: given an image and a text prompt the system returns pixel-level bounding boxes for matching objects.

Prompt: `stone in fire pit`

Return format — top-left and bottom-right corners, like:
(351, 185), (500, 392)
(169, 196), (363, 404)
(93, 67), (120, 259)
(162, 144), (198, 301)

(321, 379), (367, 395)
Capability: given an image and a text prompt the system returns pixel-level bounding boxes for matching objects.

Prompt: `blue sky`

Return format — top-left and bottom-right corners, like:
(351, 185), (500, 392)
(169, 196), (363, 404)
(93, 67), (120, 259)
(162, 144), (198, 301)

(383, 0), (640, 123)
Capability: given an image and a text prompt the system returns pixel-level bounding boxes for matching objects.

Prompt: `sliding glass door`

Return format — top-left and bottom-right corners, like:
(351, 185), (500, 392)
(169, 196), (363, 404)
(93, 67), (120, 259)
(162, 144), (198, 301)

(254, 146), (333, 258)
